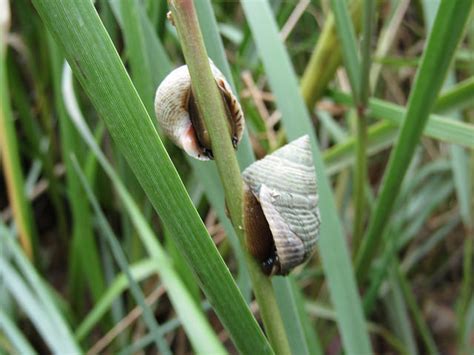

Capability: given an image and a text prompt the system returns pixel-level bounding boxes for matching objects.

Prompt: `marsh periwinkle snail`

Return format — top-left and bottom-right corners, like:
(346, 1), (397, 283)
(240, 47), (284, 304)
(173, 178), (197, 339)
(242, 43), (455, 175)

(154, 59), (244, 160)
(242, 135), (320, 276)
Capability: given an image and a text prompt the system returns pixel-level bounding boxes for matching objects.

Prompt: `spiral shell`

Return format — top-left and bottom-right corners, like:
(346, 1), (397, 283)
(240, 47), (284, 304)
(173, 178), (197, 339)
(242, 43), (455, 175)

(242, 135), (320, 276)
(154, 59), (244, 160)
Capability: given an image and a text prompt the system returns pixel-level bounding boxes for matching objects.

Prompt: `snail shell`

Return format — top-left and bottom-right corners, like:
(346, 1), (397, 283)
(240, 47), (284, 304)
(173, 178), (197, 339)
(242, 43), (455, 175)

(242, 135), (320, 276)
(154, 59), (244, 160)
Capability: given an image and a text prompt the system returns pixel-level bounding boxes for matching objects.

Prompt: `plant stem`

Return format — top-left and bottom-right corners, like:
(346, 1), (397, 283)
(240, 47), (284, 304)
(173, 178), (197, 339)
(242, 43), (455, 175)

(300, 0), (362, 109)
(352, 0), (375, 255)
(0, 5), (37, 260)
(169, 1), (290, 353)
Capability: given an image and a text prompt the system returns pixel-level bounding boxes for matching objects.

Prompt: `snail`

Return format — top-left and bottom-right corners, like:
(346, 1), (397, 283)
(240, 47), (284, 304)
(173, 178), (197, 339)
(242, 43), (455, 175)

(242, 135), (320, 276)
(154, 59), (244, 160)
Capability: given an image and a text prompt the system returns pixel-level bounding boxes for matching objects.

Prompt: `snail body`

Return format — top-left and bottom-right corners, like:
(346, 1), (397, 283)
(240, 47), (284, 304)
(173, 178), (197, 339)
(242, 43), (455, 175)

(154, 60), (244, 160)
(242, 135), (320, 276)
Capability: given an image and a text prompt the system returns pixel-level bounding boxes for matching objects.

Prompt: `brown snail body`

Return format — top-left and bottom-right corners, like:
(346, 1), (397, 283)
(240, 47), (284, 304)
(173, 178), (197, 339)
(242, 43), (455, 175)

(242, 135), (320, 276)
(154, 59), (244, 160)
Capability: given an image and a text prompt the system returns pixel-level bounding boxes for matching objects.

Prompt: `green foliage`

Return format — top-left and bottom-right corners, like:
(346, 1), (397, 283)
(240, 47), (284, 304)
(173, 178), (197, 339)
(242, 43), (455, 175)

(1, 0), (472, 353)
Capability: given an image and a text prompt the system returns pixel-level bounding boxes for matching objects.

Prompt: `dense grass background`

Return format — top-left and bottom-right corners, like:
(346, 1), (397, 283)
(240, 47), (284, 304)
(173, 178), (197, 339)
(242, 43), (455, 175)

(1, 0), (473, 353)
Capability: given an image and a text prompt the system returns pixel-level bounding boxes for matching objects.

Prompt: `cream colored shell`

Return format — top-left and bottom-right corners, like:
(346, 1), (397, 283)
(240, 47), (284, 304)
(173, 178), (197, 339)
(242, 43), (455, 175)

(154, 59), (244, 160)
(242, 135), (320, 275)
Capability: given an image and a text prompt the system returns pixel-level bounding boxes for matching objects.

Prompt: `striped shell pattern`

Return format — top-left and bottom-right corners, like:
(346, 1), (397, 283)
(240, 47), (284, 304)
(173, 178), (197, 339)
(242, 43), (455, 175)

(242, 135), (320, 276)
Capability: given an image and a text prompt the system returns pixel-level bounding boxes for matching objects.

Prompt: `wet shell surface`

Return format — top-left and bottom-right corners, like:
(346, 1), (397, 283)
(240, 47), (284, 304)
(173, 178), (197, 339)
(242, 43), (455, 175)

(154, 59), (244, 160)
(242, 135), (320, 276)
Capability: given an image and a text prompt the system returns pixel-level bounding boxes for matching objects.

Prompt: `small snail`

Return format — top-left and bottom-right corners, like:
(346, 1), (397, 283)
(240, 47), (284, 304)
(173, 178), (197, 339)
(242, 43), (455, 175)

(242, 135), (320, 276)
(154, 59), (244, 160)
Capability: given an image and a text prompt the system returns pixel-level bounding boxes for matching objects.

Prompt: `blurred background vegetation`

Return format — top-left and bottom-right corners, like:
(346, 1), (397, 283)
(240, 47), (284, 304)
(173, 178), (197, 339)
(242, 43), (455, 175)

(0, 0), (473, 354)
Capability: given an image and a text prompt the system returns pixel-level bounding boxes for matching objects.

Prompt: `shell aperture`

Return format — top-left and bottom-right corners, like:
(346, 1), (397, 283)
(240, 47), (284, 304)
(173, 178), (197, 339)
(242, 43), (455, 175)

(242, 135), (320, 276)
(154, 60), (244, 160)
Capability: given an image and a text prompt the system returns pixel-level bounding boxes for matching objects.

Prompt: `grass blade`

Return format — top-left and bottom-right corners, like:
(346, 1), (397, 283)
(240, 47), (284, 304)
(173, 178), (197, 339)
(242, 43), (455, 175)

(332, 92), (474, 148)
(0, 310), (36, 355)
(62, 64), (227, 354)
(0, 3), (37, 260)
(30, 0), (270, 352)
(72, 158), (171, 355)
(329, 0), (360, 100)
(241, 0), (372, 352)
(300, 0), (362, 108)
(0, 228), (81, 353)
(355, 0), (473, 279)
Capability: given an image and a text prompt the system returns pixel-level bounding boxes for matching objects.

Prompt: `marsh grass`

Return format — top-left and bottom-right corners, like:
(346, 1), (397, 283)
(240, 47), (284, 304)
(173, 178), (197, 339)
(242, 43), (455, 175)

(0, 0), (473, 353)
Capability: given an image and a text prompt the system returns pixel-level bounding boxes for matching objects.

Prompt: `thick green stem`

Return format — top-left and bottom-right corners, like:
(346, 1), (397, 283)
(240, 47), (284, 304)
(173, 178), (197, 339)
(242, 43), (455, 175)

(169, 1), (290, 353)
(300, 0), (362, 109)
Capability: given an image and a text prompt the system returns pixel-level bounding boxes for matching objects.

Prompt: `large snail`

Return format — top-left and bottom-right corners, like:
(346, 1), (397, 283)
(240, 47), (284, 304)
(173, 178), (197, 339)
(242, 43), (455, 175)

(154, 59), (244, 160)
(242, 135), (320, 276)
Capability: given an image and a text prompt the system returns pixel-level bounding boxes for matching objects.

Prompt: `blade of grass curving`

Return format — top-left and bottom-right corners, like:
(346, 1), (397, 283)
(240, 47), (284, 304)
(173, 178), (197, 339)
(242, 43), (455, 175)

(0, 310), (36, 355)
(332, 92), (474, 148)
(241, 0), (372, 352)
(72, 158), (171, 355)
(355, 0), (473, 280)
(62, 64), (226, 354)
(0, 5), (37, 260)
(31, 0), (271, 352)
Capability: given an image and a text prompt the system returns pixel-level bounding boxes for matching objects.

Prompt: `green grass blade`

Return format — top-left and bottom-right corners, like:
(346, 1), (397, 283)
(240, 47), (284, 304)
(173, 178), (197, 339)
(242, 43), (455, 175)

(434, 76), (474, 113)
(395, 261), (439, 354)
(355, 0), (473, 279)
(323, 121), (397, 176)
(332, 92), (474, 148)
(383, 268), (418, 355)
(241, 0), (372, 352)
(329, 0), (360, 100)
(195, 5), (320, 346)
(300, 0), (362, 108)
(72, 158), (171, 355)
(47, 34), (105, 306)
(119, 0), (154, 117)
(273, 277), (323, 355)
(62, 64), (227, 354)
(0, 310), (36, 355)
(31, 1), (270, 352)
(0, 11), (37, 260)
(0, 259), (65, 353)
(0, 229), (81, 353)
